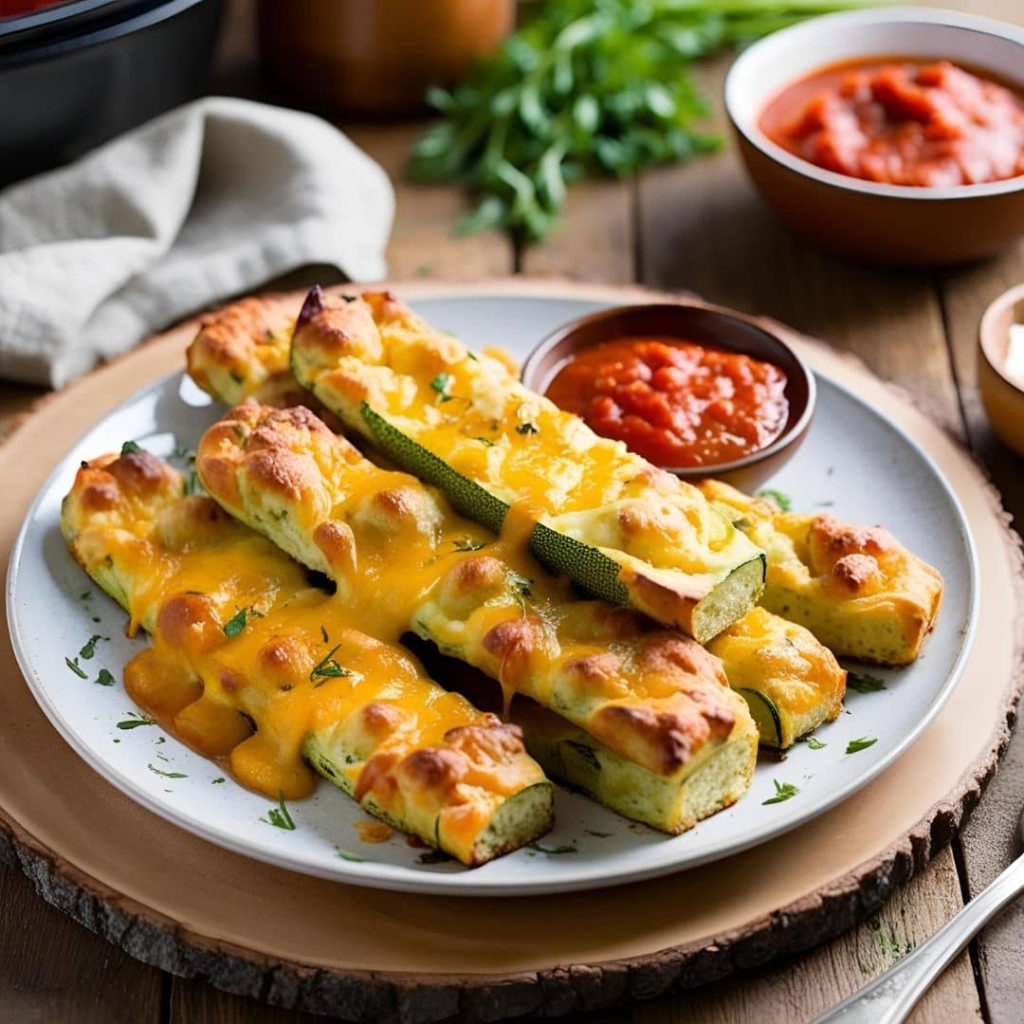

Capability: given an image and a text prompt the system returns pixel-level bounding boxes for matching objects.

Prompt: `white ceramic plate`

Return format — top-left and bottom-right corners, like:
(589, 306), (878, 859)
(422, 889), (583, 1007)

(7, 292), (977, 897)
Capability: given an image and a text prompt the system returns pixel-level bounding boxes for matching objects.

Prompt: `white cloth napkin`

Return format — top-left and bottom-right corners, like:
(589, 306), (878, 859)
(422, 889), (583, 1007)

(0, 96), (394, 388)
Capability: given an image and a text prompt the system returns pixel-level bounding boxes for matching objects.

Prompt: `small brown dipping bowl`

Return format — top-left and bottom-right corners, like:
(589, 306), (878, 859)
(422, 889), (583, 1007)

(521, 303), (816, 492)
(725, 7), (1024, 266)
(979, 283), (1024, 457)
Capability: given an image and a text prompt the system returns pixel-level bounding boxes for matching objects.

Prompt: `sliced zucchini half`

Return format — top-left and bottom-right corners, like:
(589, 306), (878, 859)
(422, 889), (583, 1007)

(735, 687), (785, 749)
(361, 402), (764, 641)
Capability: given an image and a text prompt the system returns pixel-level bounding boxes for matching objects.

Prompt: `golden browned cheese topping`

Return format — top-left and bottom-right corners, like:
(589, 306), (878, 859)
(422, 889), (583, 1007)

(807, 515), (900, 594)
(195, 402), (750, 779)
(288, 288), (763, 599)
(63, 451), (545, 854)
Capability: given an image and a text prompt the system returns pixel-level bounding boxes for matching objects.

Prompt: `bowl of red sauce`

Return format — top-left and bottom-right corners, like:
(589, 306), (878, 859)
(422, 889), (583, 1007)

(521, 302), (816, 489)
(725, 7), (1024, 265)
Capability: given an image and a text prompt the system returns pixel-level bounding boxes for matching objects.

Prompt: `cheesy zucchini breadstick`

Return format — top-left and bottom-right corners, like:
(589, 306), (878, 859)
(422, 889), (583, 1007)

(187, 299), (845, 751)
(197, 402), (759, 832)
(61, 448), (553, 865)
(699, 480), (943, 665)
(284, 287), (767, 644)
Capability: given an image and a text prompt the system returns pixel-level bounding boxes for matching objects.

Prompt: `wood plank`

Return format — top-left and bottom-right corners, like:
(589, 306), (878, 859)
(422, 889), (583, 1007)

(0, 860), (164, 1024)
(631, 847), (980, 1024)
(344, 122), (515, 283)
(518, 178), (636, 284)
(936, 238), (1024, 1024)
(171, 977), (320, 1023)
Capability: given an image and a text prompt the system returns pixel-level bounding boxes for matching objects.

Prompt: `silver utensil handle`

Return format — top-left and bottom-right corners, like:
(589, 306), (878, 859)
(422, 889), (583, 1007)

(811, 852), (1024, 1024)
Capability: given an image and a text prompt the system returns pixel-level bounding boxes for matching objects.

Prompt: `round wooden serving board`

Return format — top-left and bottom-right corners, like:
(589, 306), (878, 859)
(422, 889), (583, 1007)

(0, 280), (1021, 1023)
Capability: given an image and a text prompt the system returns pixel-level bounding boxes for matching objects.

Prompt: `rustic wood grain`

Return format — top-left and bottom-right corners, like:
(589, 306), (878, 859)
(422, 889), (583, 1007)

(4, 0), (1024, 1020)
(0, 859), (164, 1024)
(344, 121), (514, 282)
(634, 847), (983, 1024)
(518, 179), (636, 284)
(935, 240), (1024, 1024)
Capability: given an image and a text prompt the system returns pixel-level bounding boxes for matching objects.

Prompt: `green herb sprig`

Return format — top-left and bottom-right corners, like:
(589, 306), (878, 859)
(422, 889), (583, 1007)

(262, 794), (297, 831)
(762, 779), (799, 805)
(410, 0), (864, 242)
(310, 643), (353, 685)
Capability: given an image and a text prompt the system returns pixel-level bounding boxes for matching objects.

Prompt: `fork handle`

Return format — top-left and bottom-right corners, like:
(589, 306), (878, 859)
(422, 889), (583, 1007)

(810, 852), (1024, 1024)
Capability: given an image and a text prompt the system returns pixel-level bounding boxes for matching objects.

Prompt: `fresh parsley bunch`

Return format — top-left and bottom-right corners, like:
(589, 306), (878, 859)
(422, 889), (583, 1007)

(409, 0), (868, 242)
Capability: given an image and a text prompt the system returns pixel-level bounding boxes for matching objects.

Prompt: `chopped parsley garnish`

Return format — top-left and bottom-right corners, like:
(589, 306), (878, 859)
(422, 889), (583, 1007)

(261, 794), (296, 830)
(320, 624), (329, 643)
(182, 469), (201, 496)
(529, 842), (578, 855)
(79, 634), (105, 660)
(223, 608), (248, 638)
(95, 668), (115, 687)
(763, 779), (799, 805)
(848, 671), (887, 694)
(846, 737), (878, 755)
(211, 777), (226, 784)
(416, 263), (434, 278)
(116, 712), (156, 730)
(757, 488), (792, 511)
(507, 570), (533, 598)
(475, 436), (495, 447)
(806, 736), (826, 750)
(337, 849), (364, 862)
(148, 763), (187, 779)
(310, 643), (353, 684)
(732, 517), (751, 531)
(430, 373), (453, 401)
(79, 590), (92, 601)
(65, 656), (87, 679)
(516, 422), (539, 435)
(120, 440), (141, 455)
(229, 370), (244, 384)
(454, 538), (486, 552)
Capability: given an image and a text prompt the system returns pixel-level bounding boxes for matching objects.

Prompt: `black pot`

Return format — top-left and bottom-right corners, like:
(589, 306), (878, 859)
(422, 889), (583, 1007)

(0, 0), (224, 185)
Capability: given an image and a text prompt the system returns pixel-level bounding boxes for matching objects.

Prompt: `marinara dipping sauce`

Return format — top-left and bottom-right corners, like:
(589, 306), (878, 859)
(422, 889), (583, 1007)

(545, 337), (789, 469)
(760, 59), (1024, 187)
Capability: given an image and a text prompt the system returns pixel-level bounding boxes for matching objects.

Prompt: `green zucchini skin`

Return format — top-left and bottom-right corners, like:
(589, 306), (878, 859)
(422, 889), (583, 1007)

(360, 403), (764, 643)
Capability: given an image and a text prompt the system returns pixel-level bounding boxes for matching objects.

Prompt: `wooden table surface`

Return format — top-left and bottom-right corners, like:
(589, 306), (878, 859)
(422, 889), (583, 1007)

(2, 1), (1023, 1021)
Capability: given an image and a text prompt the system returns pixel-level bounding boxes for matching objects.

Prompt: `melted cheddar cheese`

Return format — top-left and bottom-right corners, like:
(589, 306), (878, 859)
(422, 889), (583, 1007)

(61, 451), (551, 864)
(197, 403), (760, 830)
(285, 288), (765, 642)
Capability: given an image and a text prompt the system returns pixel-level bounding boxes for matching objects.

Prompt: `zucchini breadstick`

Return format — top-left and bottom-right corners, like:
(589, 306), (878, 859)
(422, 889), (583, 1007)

(287, 287), (766, 644)
(699, 480), (943, 665)
(186, 295), (845, 750)
(197, 403), (759, 832)
(61, 448), (553, 865)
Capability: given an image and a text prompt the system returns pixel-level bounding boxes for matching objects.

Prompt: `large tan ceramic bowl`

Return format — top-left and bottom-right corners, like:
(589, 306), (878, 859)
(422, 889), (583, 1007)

(725, 7), (1024, 266)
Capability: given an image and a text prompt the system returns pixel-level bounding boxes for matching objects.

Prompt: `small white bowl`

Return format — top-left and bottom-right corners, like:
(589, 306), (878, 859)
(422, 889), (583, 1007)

(725, 6), (1024, 265)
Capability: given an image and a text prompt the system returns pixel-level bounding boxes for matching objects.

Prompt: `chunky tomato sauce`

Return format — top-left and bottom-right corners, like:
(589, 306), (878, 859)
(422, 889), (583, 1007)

(545, 337), (789, 469)
(760, 59), (1024, 187)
